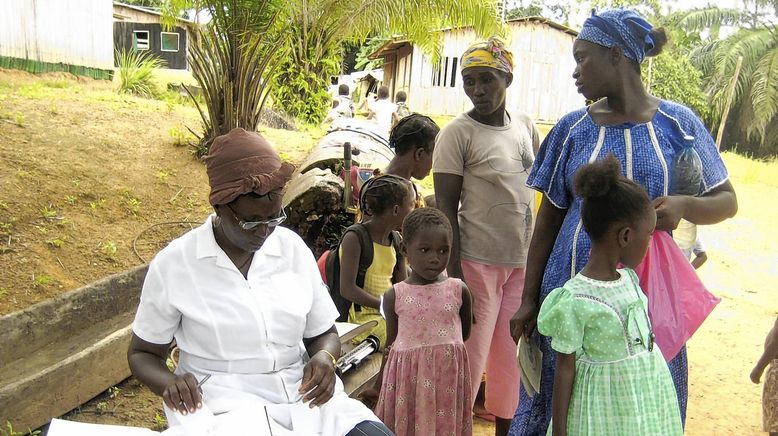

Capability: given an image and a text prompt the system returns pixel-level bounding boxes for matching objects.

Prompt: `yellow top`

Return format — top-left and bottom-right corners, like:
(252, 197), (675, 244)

(339, 242), (397, 348)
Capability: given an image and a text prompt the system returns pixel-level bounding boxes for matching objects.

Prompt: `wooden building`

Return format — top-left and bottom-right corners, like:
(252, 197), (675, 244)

(113, 2), (197, 70)
(370, 17), (583, 124)
(0, 0), (114, 79)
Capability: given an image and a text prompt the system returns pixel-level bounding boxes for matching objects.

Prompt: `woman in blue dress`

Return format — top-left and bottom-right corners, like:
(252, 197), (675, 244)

(508, 9), (738, 435)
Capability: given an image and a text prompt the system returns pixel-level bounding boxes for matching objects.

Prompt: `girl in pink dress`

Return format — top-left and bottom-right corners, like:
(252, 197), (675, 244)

(374, 207), (474, 435)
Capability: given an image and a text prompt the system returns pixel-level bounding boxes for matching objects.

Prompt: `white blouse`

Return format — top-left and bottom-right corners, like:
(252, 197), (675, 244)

(133, 216), (378, 434)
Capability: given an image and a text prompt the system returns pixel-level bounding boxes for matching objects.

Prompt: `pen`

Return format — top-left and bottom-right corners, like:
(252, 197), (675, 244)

(197, 374), (212, 389)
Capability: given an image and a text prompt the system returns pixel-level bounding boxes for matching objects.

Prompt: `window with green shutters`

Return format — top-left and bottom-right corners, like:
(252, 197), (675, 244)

(133, 31), (149, 50)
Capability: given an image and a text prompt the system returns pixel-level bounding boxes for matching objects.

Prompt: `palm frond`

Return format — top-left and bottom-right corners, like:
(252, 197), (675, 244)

(677, 7), (742, 32)
(187, 0), (287, 155)
(701, 28), (775, 122)
(115, 48), (166, 98)
(748, 45), (778, 140)
(345, 0), (503, 50)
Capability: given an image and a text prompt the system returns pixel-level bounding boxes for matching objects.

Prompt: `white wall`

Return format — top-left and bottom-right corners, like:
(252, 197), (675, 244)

(0, 0), (114, 69)
(407, 22), (585, 123)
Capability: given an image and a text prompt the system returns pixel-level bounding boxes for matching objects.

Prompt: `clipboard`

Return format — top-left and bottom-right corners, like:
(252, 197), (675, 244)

(336, 320), (378, 345)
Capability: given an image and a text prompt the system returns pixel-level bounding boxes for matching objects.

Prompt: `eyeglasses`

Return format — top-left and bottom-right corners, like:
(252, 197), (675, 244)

(225, 203), (286, 230)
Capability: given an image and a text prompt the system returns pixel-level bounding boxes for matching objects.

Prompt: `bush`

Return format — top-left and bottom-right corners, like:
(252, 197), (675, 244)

(115, 49), (166, 98)
(272, 58), (334, 125)
(643, 50), (709, 120)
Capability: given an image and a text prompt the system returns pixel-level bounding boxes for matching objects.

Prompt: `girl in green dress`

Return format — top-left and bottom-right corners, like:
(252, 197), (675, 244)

(538, 155), (682, 436)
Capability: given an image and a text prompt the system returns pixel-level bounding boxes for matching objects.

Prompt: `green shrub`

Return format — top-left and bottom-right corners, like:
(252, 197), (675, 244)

(115, 49), (166, 98)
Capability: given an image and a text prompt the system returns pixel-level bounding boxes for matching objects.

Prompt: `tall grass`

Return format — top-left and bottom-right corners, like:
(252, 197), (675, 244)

(115, 49), (166, 98)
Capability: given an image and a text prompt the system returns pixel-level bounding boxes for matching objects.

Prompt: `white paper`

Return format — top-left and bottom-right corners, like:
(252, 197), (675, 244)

(289, 403), (322, 434)
(172, 403), (217, 436)
(335, 322), (361, 337)
(48, 419), (160, 436)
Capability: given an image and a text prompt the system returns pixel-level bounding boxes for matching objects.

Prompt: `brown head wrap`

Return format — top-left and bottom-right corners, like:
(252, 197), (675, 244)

(205, 128), (295, 206)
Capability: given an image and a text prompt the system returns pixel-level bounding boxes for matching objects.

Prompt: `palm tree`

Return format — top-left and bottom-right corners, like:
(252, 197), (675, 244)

(162, 0), (287, 156)
(273, 0), (502, 123)
(682, 6), (778, 155)
(166, 0), (500, 151)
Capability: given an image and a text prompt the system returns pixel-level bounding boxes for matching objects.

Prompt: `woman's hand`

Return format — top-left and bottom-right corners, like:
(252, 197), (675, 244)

(162, 373), (202, 415)
(299, 351), (337, 408)
(652, 196), (689, 231)
(510, 301), (539, 343)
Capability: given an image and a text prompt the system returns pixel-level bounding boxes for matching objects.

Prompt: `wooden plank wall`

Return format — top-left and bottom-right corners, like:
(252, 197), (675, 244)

(113, 22), (188, 70)
(405, 22), (584, 123)
(0, 0), (113, 70)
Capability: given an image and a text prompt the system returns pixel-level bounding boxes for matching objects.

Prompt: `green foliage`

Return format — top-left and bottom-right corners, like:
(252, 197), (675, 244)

(115, 48), (166, 98)
(168, 126), (194, 146)
(274, 0), (501, 124)
(272, 46), (340, 124)
(102, 241), (118, 258)
(152, 412), (167, 430)
(354, 38), (387, 71)
(687, 16), (778, 156)
(121, 189), (141, 215)
(40, 205), (58, 219)
(185, 0), (287, 157)
(506, 3), (543, 20)
(33, 274), (53, 287)
(589, 0), (660, 17)
(643, 51), (709, 120)
(1, 421), (41, 436)
(46, 237), (66, 248)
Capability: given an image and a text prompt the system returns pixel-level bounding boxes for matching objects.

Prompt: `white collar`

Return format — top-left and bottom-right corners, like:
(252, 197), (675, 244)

(195, 215), (284, 266)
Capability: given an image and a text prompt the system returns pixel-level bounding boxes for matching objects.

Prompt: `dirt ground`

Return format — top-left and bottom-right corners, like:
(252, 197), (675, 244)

(1, 69), (775, 435)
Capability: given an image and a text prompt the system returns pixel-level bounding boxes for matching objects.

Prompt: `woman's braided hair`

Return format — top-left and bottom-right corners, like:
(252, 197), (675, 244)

(388, 114), (440, 155)
(359, 174), (412, 217)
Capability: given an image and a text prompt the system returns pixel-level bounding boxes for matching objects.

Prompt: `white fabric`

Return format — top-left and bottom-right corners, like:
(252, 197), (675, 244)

(432, 112), (539, 267)
(368, 98), (397, 136)
(133, 216), (379, 435)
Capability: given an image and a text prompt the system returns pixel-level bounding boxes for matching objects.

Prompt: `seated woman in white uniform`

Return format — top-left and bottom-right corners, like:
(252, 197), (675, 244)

(127, 127), (392, 435)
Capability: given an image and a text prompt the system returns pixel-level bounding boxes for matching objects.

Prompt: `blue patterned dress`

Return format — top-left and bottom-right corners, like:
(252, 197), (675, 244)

(509, 100), (729, 435)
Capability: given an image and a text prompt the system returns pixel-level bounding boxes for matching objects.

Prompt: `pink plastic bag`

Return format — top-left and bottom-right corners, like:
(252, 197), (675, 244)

(632, 231), (720, 362)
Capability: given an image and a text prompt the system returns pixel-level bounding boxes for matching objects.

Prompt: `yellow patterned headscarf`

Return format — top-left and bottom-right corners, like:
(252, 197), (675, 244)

(460, 37), (514, 74)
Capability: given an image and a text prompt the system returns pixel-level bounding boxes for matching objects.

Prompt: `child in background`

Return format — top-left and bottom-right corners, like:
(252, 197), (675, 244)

(335, 83), (354, 118)
(751, 316), (778, 436)
(539, 156), (682, 435)
(358, 114), (439, 223)
(339, 175), (415, 347)
(673, 220), (708, 269)
(367, 86), (396, 137)
(383, 114), (439, 208)
(373, 207), (474, 436)
(391, 91), (411, 127)
(686, 235), (708, 270)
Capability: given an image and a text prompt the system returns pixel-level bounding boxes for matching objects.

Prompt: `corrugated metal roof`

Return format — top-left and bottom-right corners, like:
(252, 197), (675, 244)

(113, 2), (195, 25)
(368, 16), (578, 58)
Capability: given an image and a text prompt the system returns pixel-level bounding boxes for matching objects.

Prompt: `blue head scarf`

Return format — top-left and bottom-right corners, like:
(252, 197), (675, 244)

(577, 9), (656, 64)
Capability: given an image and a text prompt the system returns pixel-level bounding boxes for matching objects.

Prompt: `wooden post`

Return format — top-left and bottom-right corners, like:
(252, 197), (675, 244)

(646, 57), (654, 93)
(343, 141), (352, 210)
(716, 56), (743, 150)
